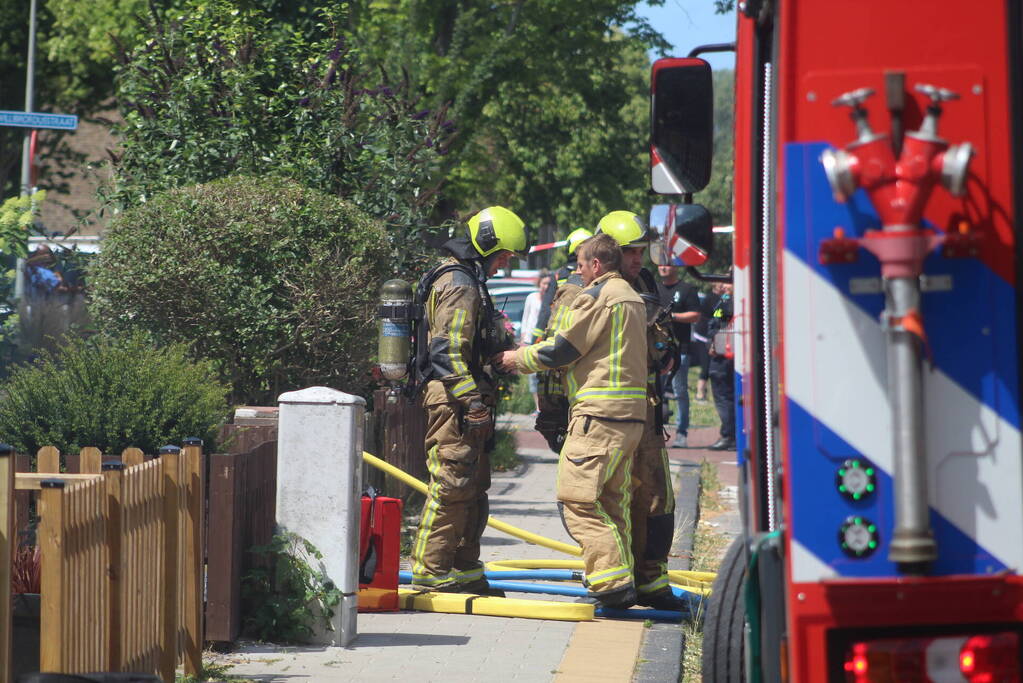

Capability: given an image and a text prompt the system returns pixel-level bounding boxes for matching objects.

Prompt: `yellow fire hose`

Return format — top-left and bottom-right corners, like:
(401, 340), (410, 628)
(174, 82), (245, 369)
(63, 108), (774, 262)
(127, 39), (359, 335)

(397, 589), (595, 622)
(362, 452), (714, 597)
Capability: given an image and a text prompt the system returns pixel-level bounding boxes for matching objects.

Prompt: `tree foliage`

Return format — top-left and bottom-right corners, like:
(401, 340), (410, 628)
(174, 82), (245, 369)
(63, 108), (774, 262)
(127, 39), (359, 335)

(700, 69), (735, 226)
(8, 1), (671, 245)
(0, 191), (45, 368)
(349, 0), (669, 234)
(447, 33), (653, 234)
(108, 0), (451, 266)
(0, 2), (102, 199)
(89, 175), (391, 404)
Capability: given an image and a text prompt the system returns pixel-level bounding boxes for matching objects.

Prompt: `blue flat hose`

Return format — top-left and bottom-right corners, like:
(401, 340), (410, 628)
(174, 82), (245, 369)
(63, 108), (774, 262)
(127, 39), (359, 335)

(486, 569), (580, 581)
(485, 569), (704, 604)
(485, 579), (588, 597)
(485, 581), (687, 622)
(399, 572), (699, 618)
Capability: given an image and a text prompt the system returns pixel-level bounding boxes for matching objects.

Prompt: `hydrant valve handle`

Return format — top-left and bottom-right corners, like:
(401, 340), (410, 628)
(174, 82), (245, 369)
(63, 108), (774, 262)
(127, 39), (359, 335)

(831, 87), (876, 109)
(914, 83), (960, 104)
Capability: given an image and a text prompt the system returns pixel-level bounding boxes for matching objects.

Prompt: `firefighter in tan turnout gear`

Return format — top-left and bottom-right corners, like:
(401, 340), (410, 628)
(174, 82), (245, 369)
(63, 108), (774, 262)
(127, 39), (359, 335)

(409, 206), (526, 595)
(533, 227), (593, 452)
(595, 210), (685, 612)
(495, 233), (647, 608)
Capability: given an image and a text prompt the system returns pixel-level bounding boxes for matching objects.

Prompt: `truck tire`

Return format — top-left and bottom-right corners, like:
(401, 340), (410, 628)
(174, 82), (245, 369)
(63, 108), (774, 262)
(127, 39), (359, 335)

(701, 536), (747, 682)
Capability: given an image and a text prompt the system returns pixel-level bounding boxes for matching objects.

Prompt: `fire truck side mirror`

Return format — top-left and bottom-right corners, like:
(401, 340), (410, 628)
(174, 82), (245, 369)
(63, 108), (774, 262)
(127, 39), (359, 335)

(674, 203), (715, 258)
(650, 57), (714, 194)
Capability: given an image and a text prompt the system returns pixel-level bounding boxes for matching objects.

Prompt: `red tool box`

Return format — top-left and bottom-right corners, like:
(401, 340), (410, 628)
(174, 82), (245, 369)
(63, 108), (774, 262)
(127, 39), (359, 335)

(358, 493), (402, 612)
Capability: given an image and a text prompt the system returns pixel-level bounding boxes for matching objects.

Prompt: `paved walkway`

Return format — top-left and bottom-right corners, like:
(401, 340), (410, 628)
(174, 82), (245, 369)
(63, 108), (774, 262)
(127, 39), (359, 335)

(210, 415), (698, 682)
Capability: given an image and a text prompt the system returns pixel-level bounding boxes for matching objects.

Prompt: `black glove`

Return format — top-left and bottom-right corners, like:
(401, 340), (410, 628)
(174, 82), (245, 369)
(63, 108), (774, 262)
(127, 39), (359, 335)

(463, 401), (493, 441)
(534, 409), (567, 454)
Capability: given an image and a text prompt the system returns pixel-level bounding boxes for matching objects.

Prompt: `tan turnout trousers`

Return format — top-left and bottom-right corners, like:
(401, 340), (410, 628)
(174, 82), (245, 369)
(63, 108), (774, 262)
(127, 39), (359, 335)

(630, 269), (677, 598)
(410, 258), (511, 589)
(558, 414), (644, 594)
(411, 388), (491, 587)
(631, 403), (676, 596)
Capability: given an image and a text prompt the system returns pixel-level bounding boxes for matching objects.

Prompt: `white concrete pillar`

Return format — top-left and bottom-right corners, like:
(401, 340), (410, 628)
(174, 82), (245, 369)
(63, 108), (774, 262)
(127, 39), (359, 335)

(276, 386), (364, 646)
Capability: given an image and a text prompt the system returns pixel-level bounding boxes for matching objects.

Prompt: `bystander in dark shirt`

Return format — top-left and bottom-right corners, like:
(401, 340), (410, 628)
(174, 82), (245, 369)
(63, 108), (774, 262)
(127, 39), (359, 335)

(662, 279), (701, 353)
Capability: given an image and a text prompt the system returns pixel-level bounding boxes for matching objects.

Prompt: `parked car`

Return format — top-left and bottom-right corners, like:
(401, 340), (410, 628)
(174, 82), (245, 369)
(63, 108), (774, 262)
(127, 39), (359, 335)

(488, 284), (536, 339)
(489, 268), (541, 287)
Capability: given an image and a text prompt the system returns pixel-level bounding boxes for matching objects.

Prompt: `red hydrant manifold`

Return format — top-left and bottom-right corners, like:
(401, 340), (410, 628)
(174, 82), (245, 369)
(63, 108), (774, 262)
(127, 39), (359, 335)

(818, 83), (974, 570)
(820, 84), (974, 277)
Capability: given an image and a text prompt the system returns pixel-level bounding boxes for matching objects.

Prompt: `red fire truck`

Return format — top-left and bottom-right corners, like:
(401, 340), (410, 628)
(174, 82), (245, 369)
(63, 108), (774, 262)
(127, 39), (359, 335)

(650, 2), (1023, 681)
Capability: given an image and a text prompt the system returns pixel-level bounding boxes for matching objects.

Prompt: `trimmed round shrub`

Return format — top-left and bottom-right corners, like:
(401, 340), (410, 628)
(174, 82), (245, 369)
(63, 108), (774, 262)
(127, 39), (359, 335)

(0, 333), (229, 455)
(88, 175), (392, 403)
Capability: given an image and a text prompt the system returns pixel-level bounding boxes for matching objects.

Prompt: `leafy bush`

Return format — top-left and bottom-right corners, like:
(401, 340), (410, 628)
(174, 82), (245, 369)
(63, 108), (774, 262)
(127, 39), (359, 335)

(0, 333), (228, 455)
(89, 175), (391, 404)
(242, 532), (341, 643)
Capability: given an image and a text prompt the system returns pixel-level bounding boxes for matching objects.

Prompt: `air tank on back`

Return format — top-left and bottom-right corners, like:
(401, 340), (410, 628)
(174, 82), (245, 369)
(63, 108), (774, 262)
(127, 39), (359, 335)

(377, 279), (413, 381)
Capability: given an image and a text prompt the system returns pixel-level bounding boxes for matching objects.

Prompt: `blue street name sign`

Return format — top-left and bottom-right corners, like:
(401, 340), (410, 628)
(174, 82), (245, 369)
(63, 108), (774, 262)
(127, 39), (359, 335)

(0, 110), (78, 131)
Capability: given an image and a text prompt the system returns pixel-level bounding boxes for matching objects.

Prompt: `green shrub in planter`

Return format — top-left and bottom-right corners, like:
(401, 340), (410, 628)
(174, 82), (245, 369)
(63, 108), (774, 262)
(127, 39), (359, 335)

(0, 333), (229, 455)
(89, 175), (391, 404)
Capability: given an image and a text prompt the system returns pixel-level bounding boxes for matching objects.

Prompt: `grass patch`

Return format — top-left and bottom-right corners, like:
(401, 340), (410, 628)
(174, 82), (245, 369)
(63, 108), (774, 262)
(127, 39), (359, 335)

(490, 428), (521, 472)
(680, 460), (731, 683)
(176, 657), (254, 682)
(698, 458), (724, 511)
(499, 375), (537, 415)
(665, 366), (718, 429)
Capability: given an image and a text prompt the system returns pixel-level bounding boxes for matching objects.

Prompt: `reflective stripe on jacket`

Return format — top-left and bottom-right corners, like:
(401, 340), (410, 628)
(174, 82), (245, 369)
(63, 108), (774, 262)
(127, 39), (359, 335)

(424, 258), (484, 409)
(515, 271), (647, 421)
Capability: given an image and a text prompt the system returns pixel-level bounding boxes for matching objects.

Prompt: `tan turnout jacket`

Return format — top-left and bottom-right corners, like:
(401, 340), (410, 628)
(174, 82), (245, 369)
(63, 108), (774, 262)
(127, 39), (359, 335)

(514, 271), (647, 421)
(422, 258), (490, 411)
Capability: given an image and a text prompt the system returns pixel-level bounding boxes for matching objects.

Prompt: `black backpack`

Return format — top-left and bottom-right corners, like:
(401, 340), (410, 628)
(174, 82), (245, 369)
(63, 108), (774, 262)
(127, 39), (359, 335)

(404, 260), (500, 400)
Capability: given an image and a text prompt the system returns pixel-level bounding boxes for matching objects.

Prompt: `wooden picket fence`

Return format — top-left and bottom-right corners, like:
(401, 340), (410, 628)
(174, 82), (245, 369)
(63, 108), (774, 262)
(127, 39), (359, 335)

(0, 442), (204, 682)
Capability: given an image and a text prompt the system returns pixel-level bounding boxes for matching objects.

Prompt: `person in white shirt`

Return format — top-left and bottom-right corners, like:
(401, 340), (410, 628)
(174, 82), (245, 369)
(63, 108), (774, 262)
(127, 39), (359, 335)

(518, 270), (552, 411)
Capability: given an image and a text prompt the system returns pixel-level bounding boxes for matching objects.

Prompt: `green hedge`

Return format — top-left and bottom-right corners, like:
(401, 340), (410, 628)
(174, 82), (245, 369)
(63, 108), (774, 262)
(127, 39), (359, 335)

(0, 334), (229, 455)
(88, 175), (392, 404)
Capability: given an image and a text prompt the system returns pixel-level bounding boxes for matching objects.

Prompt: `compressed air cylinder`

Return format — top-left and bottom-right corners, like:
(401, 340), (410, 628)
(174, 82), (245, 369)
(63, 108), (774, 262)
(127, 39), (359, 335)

(377, 279), (412, 380)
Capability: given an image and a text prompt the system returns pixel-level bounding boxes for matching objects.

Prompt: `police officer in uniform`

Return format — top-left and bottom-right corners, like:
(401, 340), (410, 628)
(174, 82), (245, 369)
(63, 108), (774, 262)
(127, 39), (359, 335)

(707, 283), (736, 451)
(409, 206), (527, 594)
(595, 210), (685, 611)
(495, 233), (647, 608)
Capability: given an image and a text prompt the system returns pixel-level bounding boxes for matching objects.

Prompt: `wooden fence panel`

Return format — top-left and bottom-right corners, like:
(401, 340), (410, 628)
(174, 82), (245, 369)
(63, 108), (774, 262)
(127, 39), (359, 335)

(102, 464), (123, 670)
(121, 448), (144, 468)
(206, 452), (241, 643)
(6, 446), (203, 677)
(38, 475), (108, 673)
(36, 447), (59, 475)
(182, 442), (204, 676)
(205, 440), (277, 643)
(373, 389), (427, 499)
(217, 424), (277, 455)
(1, 446), (14, 683)
(160, 448), (180, 682)
(120, 458), (164, 674)
(79, 448), (102, 475)
(13, 455), (30, 551)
